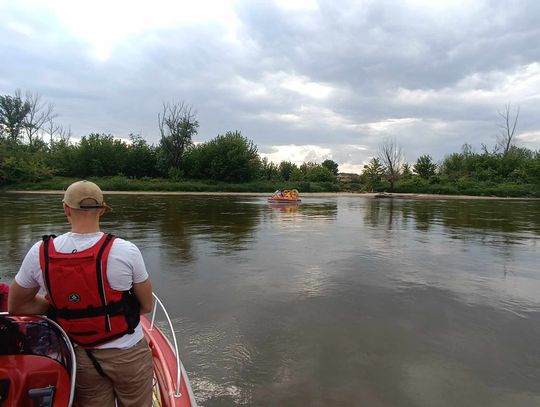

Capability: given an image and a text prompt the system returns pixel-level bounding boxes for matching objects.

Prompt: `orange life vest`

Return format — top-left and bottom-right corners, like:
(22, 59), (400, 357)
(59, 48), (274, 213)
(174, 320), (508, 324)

(39, 233), (140, 347)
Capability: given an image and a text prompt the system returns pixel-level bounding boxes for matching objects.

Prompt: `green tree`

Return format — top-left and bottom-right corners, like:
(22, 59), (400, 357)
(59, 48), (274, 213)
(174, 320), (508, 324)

(413, 155), (437, 179)
(321, 159), (339, 176)
(523, 151), (540, 184)
(126, 134), (159, 178)
(0, 139), (53, 184)
(48, 137), (77, 176)
(440, 152), (465, 181)
(440, 145), (473, 181)
(362, 157), (385, 191)
(259, 157), (280, 180)
(184, 131), (260, 182)
(0, 91), (30, 142)
(278, 161), (297, 181)
(401, 163), (413, 179)
(299, 162), (336, 182)
(75, 133), (129, 177)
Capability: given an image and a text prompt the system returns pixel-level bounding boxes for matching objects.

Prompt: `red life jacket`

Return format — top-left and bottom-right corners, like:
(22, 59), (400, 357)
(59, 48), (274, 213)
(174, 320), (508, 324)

(39, 233), (140, 347)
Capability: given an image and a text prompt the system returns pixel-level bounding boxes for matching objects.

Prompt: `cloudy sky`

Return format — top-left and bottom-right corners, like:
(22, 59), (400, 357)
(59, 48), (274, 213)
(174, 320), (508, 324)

(1, 0), (540, 173)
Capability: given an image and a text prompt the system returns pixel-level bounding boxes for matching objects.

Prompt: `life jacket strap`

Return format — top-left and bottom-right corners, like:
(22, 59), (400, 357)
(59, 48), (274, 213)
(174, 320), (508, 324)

(95, 233), (114, 332)
(41, 235), (57, 308)
(51, 298), (128, 320)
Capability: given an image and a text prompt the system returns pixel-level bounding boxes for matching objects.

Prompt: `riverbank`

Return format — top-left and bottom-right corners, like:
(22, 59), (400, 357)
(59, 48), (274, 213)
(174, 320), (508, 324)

(5, 190), (537, 200)
(4, 176), (538, 199)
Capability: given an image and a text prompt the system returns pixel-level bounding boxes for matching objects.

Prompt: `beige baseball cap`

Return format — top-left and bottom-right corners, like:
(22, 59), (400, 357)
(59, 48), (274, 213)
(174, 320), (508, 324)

(63, 180), (112, 211)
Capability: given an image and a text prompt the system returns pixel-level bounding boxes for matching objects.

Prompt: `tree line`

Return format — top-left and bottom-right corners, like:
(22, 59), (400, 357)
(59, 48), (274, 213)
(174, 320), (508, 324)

(1, 91), (539, 196)
(362, 105), (540, 196)
(0, 91), (339, 187)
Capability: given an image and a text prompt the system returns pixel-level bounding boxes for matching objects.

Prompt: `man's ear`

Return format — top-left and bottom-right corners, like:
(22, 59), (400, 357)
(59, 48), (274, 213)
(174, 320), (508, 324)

(63, 204), (71, 217)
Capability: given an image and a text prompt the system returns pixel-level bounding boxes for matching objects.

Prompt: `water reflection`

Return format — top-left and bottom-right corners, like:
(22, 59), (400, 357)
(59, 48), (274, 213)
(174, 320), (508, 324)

(364, 198), (402, 232)
(111, 195), (263, 262)
(265, 200), (338, 225)
(268, 203), (300, 213)
(364, 197), (540, 244)
(299, 200), (338, 221)
(0, 194), (68, 278)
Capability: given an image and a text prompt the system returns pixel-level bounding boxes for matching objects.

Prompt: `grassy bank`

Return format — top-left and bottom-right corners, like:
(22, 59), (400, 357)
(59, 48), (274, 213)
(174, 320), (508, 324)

(3, 176), (539, 198)
(393, 179), (540, 198)
(3, 176), (342, 193)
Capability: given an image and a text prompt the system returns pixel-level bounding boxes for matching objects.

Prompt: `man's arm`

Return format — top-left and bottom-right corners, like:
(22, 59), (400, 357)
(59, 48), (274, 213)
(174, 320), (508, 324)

(8, 281), (49, 315)
(132, 278), (153, 314)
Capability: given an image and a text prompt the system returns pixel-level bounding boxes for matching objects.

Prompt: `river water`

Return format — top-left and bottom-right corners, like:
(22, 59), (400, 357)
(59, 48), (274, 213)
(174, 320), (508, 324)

(1, 193), (540, 406)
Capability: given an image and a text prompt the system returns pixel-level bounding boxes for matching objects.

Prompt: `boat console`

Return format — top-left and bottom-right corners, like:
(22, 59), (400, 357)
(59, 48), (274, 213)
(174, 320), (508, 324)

(0, 314), (76, 407)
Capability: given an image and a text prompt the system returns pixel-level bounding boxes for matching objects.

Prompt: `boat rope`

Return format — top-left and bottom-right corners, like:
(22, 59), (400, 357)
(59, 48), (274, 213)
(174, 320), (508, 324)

(85, 349), (108, 378)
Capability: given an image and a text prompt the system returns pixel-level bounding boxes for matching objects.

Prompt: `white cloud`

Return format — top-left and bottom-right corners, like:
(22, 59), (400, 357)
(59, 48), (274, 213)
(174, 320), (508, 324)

(6, 21), (37, 37)
(274, 0), (319, 12)
(365, 118), (420, 133)
(225, 76), (270, 100)
(280, 74), (333, 99)
(518, 131), (540, 143)
(348, 144), (368, 151)
(222, 72), (334, 107)
(339, 161), (367, 174)
(260, 143), (372, 175)
(20, 0), (241, 60)
(275, 113), (302, 123)
(260, 144), (332, 166)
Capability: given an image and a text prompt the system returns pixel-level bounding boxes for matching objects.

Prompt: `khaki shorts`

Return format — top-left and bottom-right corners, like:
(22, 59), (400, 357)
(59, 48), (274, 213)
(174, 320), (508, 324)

(74, 338), (153, 407)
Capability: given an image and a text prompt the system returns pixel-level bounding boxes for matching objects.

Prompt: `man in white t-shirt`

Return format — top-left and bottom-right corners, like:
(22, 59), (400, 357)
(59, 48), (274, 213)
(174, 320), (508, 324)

(9, 180), (154, 406)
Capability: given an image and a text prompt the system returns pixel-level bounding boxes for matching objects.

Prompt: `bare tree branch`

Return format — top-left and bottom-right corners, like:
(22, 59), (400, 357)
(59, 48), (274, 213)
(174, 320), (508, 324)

(58, 125), (72, 142)
(45, 117), (60, 143)
(44, 118), (71, 145)
(496, 103), (519, 156)
(23, 91), (58, 147)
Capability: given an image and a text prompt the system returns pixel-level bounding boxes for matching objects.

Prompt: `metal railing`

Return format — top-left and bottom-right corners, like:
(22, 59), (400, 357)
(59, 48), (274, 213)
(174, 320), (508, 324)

(149, 293), (182, 398)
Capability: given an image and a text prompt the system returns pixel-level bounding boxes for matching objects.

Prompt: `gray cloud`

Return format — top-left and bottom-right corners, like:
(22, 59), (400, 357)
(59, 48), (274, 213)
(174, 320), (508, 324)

(1, 0), (540, 173)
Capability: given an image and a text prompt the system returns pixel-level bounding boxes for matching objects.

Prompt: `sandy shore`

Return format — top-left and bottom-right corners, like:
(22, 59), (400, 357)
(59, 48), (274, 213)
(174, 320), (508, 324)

(5, 190), (536, 200)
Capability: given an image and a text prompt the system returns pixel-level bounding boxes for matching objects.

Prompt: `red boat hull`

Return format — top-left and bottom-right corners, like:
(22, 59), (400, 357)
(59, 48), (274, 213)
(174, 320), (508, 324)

(267, 198), (301, 203)
(141, 316), (197, 407)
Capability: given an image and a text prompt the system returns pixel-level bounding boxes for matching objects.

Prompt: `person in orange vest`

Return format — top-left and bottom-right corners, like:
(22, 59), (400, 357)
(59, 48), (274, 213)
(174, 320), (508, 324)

(9, 180), (154, 406)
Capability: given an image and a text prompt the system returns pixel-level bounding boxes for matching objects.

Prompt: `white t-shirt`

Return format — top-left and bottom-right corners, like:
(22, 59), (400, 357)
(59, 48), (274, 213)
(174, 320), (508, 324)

(15, 232), (149, 349)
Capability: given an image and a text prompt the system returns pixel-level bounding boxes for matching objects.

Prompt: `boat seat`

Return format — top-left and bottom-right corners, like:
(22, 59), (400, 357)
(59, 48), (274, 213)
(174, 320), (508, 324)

(0, 354), (70, 407)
